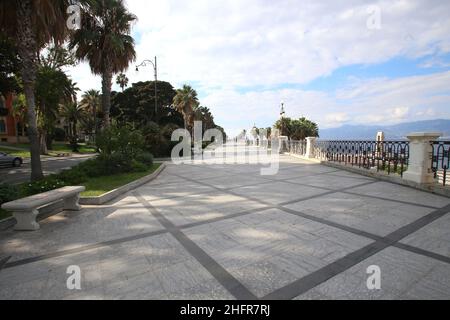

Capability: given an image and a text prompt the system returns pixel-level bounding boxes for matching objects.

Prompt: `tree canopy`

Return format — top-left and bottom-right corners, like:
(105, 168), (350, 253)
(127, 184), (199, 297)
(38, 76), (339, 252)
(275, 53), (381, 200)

(111, 80), (183, 128)
(274, 117), (319, 140)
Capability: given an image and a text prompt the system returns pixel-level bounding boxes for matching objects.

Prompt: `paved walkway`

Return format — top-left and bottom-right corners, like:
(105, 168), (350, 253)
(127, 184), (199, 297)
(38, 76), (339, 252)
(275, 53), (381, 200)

(0, 147), (449, 299)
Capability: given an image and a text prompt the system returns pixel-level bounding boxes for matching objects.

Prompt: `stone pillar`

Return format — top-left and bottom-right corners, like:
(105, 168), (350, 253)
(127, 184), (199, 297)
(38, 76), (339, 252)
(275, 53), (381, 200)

(278, 136), (289, 154)
(305, 137), (317, 159)
(403, 132), (441, 184)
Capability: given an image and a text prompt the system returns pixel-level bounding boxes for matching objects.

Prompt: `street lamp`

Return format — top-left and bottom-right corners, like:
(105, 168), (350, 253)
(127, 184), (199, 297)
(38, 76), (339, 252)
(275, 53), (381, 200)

(136, 56), (158, 113)
(280, 101), (286, 136)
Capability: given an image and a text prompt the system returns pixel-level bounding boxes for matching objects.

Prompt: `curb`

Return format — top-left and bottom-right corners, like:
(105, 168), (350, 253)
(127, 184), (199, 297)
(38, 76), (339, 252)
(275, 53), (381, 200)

(79, 163), (167, 205)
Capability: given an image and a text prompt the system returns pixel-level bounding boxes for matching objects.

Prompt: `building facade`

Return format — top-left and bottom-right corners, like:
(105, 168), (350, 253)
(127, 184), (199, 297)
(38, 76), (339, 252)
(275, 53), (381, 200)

(0, 93), (27, 143)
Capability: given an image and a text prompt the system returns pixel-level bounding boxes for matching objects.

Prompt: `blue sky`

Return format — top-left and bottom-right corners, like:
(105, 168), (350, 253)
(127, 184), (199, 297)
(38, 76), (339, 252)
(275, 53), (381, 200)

(69, 0), (450, 136)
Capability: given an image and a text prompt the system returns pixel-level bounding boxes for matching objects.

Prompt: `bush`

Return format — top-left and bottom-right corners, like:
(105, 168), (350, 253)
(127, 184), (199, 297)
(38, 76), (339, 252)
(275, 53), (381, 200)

(74, 158), (103, 177)
(135, 151), (154, 167)
(96, 125), (145, 159)
(0, 184), (20, 205)
(57, 167), (88, 185)
(21, 176), (67, 196)
(131, 160), (149, 172)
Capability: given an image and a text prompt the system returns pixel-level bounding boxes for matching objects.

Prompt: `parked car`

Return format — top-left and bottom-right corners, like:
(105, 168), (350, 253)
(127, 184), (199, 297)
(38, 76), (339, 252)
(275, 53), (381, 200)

(0, 152), (23, 167)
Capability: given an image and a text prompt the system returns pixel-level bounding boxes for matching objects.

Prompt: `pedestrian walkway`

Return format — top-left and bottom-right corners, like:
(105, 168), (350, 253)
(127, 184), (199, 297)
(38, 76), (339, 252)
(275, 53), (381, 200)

(0, 147), (449, 299)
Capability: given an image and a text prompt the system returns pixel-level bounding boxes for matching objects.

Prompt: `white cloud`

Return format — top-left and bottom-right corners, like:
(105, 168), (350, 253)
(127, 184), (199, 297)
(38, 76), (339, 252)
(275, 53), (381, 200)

(66, 0), (450, 135)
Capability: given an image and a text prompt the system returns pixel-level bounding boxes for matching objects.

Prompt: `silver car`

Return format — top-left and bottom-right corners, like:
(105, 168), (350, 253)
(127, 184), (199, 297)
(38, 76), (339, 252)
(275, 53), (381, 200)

(0, 152), (23, 167)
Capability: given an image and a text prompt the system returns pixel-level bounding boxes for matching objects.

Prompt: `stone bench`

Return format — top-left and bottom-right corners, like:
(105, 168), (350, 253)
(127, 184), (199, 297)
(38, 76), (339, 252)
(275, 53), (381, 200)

(1, 186), (85, 231)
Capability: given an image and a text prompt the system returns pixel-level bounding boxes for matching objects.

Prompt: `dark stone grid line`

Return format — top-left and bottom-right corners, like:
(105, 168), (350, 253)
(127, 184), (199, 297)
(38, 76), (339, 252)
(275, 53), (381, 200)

(2, 160), (450, 302)
(134, 192), (257, 300)
(263, 204), (450, 300)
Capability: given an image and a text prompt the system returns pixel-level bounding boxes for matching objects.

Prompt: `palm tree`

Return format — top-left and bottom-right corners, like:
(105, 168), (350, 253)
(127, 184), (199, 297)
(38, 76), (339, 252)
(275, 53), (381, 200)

(0, 0), (74, 180)
(116, 73), (128, 92)
(80, 89), (101, 140)
(70, 0), (137, 128)
(60, 102), (86, 152)
(173, 85), (199, 136)
(194, 105), (215, 132)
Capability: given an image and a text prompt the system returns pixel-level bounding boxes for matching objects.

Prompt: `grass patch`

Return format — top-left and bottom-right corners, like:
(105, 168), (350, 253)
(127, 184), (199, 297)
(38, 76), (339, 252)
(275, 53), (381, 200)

(0, 147), (31, 158)
(81, 163), (161, 197)
(51, 143), (96, 154)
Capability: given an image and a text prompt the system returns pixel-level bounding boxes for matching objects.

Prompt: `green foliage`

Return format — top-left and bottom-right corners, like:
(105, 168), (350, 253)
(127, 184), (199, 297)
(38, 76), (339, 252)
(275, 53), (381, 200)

(21, 177), (67, 196)
(0, 34), (21, 97)
(131, 159), (149, 172)
(173, 84), (199, 134)
(0, 184), (20, 205)
(274, 117), (319, 140)
(135, 151), (154, 167)
(111, 81), (180, 127)
(96, 125), (145, 159)
(57, 167), (88, 185)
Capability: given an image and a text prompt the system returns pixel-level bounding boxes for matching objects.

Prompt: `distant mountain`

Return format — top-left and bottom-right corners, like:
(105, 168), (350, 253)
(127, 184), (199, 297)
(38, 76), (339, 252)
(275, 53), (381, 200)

(319, 119), (450, 140)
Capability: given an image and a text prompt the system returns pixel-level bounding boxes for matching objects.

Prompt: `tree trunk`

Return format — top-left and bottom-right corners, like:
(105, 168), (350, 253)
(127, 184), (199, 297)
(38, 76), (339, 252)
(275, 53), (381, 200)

(16, 0), (43, 181)
(101, 68), (113, 128)
(39, 129), (48, 155)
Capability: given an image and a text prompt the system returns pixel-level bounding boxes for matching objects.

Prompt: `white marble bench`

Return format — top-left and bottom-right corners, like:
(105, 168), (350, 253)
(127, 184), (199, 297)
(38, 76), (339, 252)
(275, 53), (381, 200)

(1, 186), (85, 231)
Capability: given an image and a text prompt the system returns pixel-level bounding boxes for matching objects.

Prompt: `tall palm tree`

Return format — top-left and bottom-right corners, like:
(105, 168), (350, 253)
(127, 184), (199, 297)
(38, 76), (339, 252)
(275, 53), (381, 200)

(173, 85), (199, 136)
(116, 73), (128, 92)
(0, 0), (74, 180)
(70, 0), (137, 128)
(194, 105), (215, 131)
(80, 89), (101, 140)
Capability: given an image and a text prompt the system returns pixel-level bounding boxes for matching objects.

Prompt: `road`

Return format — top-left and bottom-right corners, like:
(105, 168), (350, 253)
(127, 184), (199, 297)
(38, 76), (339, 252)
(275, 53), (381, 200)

(0, 155), (95, 184)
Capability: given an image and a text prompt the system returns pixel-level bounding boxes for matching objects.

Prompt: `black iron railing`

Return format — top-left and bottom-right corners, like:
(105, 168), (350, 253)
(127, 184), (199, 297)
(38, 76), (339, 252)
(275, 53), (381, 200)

(314, 140), (410, 177)
(431, 141), (450, 186)
(288, 140), (307, 156)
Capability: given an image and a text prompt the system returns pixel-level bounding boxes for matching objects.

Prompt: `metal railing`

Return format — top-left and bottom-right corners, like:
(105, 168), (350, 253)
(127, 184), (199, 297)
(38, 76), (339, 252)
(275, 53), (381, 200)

(288, 140), (307, 156)
(431, 141), (450, 186)
(314, 140), (410, 177)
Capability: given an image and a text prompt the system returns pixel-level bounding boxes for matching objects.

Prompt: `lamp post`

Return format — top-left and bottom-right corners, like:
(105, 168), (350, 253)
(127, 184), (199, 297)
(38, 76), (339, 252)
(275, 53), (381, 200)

(280, 101), (286, 136)
(136, 56), (158, 113)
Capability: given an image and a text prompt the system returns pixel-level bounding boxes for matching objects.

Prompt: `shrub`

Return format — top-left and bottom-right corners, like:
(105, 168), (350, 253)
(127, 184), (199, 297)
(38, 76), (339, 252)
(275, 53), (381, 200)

(131, 160), (148, 172)
(74, 158), (103, 177)
(135, 152), (154, 167)
(21, 176), (67, 197)
(0, 184), (20, 205)
(57, 167), (88, 185)
(96, 125), (144, 159)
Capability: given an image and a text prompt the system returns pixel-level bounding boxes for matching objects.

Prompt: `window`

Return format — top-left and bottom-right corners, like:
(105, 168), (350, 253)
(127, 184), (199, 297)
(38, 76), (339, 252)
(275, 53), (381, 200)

(0, 118), (6, 134)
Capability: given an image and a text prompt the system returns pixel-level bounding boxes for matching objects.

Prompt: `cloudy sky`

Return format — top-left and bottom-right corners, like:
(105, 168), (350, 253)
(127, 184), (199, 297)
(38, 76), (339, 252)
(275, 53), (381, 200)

(68, 0), (450, 136)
